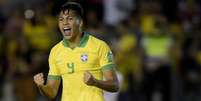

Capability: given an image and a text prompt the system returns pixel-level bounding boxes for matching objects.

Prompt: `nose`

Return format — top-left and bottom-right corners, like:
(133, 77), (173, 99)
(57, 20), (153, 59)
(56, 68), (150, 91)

(63, 19), (69, 25)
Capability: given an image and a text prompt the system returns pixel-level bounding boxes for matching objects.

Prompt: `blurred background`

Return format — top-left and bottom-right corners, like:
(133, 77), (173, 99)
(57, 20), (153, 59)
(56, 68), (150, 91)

(0, 0), (200, 101)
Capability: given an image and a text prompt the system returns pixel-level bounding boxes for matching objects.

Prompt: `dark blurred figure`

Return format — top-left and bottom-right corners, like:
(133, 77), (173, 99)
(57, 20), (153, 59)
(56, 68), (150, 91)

(114, 17), (143, 101)
(5, 10), (38, 101)
(176, 1), (201, 100)
(23, 5), (60, 100)
(12, 35), (37, 101)
(179, 37), (201, 101)
(140, 2), (171, 101)
(23, 5), (59, 76)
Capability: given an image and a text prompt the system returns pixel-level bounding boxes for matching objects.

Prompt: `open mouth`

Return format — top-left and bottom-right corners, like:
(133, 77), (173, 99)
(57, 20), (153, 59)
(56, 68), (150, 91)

(63, 27), (71, 36)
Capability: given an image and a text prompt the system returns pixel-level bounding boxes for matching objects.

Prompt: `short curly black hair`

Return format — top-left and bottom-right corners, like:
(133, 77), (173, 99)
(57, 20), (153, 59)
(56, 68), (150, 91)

(59, 2), (84, 18)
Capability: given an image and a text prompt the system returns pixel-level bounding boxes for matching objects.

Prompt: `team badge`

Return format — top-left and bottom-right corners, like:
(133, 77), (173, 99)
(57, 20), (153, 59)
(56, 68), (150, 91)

(81, 54), (88, 62)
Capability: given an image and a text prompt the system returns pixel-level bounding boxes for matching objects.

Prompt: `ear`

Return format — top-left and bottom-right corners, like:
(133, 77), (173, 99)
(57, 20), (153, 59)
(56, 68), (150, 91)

(76, 18), (83, 26)
(76, 19), (80, 25)
(79, 20), (83, 27)
(78, 19), (83, 31)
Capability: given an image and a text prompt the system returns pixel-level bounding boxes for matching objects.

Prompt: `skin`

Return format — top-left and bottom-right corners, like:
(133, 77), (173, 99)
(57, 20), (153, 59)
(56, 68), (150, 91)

(33, 9), (119, 100)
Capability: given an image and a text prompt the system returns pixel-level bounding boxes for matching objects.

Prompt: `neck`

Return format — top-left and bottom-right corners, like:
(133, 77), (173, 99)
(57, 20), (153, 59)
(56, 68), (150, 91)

(68, 32), (83, 49)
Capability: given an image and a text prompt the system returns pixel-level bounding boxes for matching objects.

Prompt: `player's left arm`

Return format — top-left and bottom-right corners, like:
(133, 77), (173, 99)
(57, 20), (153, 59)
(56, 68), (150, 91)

(84, 69), (119, 92)
(84, 41), (119, 92)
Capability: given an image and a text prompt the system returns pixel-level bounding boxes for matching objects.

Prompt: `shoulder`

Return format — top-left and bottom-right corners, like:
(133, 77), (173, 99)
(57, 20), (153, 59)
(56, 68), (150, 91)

(88, 33), (109, 48)
(49, 41), (63, 55)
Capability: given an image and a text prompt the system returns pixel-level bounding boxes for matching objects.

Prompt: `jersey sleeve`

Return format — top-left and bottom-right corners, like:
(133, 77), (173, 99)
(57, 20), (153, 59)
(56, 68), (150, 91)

(98, 42), (115, 72)
(48, 47), (61, 80)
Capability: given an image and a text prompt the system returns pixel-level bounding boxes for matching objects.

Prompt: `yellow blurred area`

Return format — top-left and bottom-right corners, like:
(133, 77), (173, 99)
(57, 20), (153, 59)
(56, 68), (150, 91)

(23, 16), (56, 52)
(141, 15), (157, 35)
(169, 23), (183, 34)
(143, 36), (170, 57)
(115, 34), (142, 91)
(118, 34), (136, 52)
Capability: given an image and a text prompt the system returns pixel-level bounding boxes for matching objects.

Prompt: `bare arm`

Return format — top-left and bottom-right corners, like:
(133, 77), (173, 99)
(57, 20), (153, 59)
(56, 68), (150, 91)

(84, 70), (119, 92)
(33, 73), (61, 100)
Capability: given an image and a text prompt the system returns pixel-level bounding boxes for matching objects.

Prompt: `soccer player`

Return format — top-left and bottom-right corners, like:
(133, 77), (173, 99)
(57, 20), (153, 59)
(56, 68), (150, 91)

(33, 2), (119, 101)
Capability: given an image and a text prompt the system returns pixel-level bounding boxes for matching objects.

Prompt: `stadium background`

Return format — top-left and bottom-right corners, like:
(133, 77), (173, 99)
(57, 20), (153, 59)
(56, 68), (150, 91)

(0, 0), (200, 101)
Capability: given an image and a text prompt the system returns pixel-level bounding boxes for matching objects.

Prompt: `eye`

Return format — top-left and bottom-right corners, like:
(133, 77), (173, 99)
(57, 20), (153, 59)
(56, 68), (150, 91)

(59, 17), (63, 21)
(68, 17), (73, 20)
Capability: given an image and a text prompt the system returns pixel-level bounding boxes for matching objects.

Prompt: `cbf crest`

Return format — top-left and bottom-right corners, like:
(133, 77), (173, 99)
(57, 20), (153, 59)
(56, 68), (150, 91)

(81, 53), (88, 62)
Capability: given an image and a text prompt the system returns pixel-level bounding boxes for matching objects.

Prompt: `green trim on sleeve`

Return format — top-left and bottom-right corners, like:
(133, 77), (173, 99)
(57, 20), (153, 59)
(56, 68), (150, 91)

(48, 75), (61, 80)
(101, 64), (115, 72)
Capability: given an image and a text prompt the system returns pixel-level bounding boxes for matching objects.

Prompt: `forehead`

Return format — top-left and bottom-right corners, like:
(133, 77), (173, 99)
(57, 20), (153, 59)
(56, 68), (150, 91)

(59, 9), (77, 17)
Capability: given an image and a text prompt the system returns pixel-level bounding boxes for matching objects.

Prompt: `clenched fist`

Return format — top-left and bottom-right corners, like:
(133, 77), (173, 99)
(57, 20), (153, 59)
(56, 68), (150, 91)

(83, 71), (97, 86)
(33, 73), (45, 86)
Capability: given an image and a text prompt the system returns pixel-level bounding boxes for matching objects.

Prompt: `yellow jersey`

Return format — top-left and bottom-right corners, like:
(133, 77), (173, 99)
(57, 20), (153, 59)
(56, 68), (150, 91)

(48, 32), (115, 101)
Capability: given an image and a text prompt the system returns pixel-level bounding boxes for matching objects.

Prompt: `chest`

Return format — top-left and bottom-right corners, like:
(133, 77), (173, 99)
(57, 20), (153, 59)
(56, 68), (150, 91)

(55, 49), (100, 74)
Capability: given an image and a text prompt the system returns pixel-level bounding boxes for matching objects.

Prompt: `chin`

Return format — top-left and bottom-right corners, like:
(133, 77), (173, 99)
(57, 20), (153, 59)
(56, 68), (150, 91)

(64, 36), (72, 40)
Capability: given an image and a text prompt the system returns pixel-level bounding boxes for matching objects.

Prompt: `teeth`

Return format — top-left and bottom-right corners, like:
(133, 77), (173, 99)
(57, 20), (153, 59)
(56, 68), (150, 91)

(63, 28), (71, 31)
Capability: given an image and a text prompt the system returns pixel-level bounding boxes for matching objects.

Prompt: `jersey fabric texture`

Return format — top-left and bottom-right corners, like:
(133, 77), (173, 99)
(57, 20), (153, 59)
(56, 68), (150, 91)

(48, 32), (115, 101)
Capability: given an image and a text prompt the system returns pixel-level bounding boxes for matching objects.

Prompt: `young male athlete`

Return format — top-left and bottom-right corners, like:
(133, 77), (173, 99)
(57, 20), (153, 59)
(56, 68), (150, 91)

(33, 2), (119, 101)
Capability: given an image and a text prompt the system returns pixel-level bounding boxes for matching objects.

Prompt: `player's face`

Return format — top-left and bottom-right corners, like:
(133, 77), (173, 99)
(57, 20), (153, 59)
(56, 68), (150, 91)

(58, 10), (81, 40)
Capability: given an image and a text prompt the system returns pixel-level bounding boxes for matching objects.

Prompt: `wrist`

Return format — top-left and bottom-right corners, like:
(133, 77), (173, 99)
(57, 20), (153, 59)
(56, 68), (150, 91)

(93, 78), (99, 86)
(37, 84), (45, 88)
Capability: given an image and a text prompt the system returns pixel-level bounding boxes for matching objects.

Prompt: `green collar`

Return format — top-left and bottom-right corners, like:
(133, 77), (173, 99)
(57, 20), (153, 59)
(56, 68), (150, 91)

(62, 32), (89, 48)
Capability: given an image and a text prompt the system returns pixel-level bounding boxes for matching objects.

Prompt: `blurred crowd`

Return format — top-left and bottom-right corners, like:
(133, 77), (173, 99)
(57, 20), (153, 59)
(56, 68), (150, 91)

(0, 0), (201, 101)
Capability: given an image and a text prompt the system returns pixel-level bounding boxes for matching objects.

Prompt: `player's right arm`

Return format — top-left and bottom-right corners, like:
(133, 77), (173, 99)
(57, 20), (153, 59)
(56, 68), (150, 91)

(34, 45), (61, 99)
(33, 73), (61, 100)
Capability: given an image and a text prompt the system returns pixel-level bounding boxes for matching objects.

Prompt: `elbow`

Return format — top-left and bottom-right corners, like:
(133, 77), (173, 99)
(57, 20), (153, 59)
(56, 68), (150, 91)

(48, 96), (55, 101)
(39, 84), (58, 100)
(46, 90), (57, 100)
(47, 93), (57, 100)
(41, 92), (56, 100)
